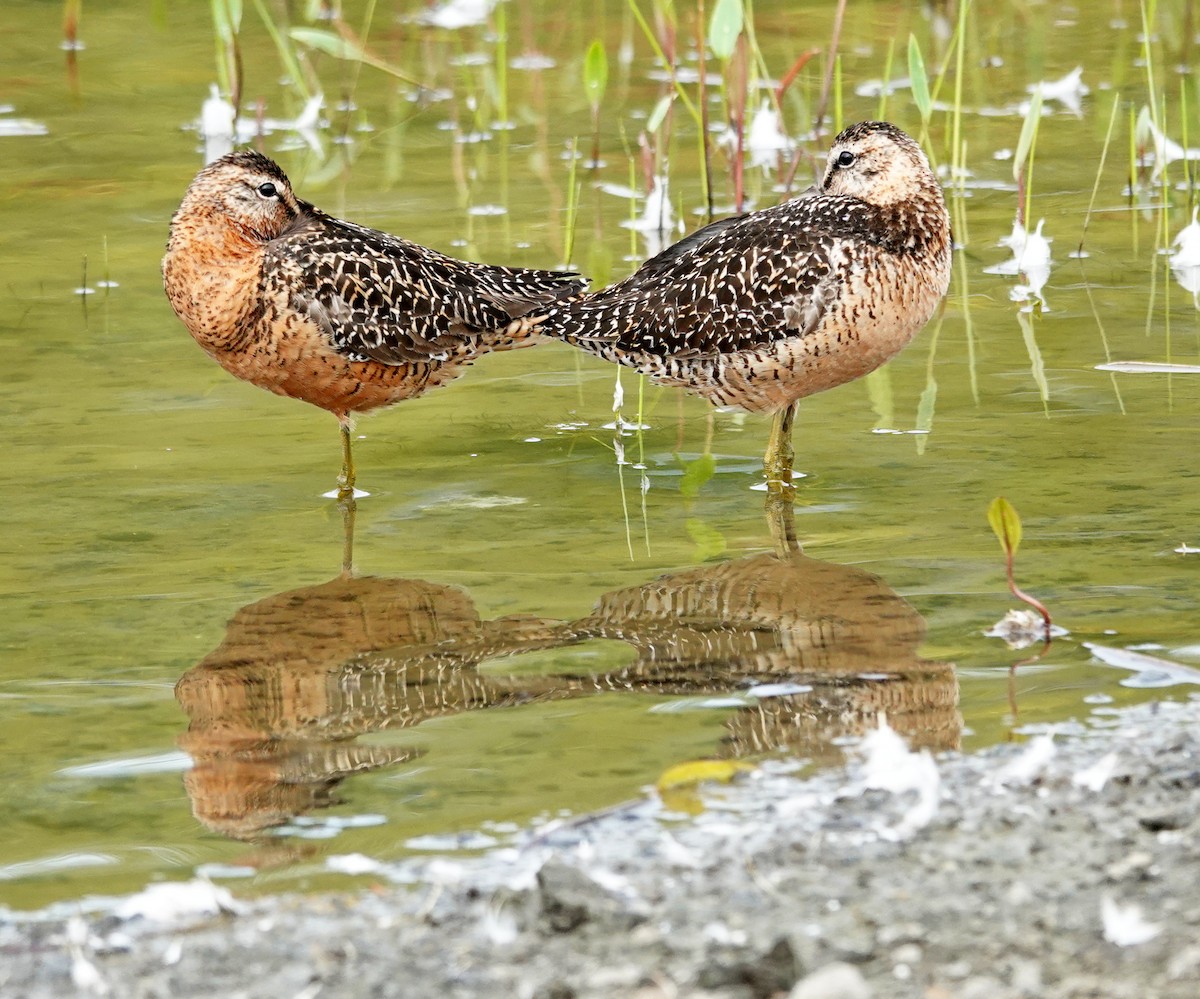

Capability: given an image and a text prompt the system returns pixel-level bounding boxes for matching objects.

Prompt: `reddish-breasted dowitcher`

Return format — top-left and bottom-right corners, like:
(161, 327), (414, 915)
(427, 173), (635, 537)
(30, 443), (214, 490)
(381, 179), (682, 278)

(163, 150), (584, 499)
(535, 121), (952, 488)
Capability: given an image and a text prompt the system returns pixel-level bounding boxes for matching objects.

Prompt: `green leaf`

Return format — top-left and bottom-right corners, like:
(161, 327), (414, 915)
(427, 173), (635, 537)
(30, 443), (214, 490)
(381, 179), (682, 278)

(987, 496), (1023, 558)
(646, 94), (674, 134)
(1017, 309), (1050, 410)
(583, 39), (608, 110)
(678, 453), (716, 498)
(657, 758), (754, 792)
(1014, 85), (1043, 182)
(685, 517), (727, 561)
(210, 0), (242, 44)
(290, 26), (365, 61)
(708, 0), (743, 61)
(907, 34), (931, 123)
(866, 367), (894, 429)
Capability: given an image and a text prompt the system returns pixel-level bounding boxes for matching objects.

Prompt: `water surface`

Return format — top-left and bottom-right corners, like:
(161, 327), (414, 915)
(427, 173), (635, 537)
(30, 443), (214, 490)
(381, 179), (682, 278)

(2, 0), (1199, 909)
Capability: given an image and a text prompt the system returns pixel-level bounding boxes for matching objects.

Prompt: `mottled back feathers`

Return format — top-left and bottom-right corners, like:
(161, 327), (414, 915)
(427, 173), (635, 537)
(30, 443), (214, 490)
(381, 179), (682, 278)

(163, 151), (585, 414)
(271, 207), (583, 364)
(535, 121), (952, 412)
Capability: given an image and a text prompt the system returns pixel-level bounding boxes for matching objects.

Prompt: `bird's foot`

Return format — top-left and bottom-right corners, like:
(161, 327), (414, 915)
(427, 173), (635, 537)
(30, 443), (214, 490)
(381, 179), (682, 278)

(762, 447), (797, 496)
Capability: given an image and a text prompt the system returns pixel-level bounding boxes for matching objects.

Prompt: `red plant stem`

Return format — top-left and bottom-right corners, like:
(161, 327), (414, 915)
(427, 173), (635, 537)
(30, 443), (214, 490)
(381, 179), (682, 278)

(811, 0), (847, 135)
(696, 0), (714, 223)
(1006, 550), (1052, 641)
(731, 36), (747, 213)
(775, 49), (820, 104)
(781, 0), (846, 196)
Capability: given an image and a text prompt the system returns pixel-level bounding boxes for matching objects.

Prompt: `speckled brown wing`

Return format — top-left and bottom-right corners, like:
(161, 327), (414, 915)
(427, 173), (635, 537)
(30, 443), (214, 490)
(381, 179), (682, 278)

(266, 208), (584, 365)
(547, 196), (884, 360)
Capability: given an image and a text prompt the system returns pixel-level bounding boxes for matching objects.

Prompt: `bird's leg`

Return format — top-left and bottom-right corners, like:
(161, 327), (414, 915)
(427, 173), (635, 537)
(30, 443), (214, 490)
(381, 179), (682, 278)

(336, 418), (356, 501)
(339, 493), (358, 578)
(763, 402), (797, 495)
(764, 487), (801, 556)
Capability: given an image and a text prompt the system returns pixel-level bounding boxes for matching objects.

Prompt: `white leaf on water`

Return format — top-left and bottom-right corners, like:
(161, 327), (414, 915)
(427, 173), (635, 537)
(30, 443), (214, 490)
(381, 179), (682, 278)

(201, 85), (235, 162)
(1136, 107), (1200, 179)
(1095, 361), (1200, 374)
(619, 176), (678, 257)
(419, 0), (496, 29)
(985, 219), (1053, 309)
(1084, 642), (1200, 687)
(1023, 66), (1089, 116)
(716, 101), (794, 170)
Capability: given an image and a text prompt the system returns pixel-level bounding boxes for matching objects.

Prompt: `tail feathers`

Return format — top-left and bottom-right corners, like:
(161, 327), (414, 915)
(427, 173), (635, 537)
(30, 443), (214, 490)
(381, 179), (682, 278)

(480, 270), (588, 319)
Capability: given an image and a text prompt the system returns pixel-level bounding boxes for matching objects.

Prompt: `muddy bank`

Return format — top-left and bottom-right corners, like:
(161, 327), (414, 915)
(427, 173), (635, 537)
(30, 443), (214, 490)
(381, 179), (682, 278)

(4, 696), (1200, 999)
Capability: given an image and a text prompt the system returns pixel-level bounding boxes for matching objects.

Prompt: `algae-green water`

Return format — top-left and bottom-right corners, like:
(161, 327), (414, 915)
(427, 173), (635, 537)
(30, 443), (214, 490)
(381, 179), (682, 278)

(2, 0), (1198, 909)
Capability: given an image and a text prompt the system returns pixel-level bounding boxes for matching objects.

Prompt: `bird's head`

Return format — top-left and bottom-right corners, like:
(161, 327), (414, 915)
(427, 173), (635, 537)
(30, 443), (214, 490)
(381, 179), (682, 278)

(820, 121), (941, 206)
(172, 150), (303, 244)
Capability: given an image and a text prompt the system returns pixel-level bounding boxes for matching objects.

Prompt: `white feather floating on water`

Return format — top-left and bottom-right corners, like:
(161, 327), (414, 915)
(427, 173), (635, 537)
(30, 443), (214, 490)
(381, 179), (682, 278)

(1168, 207), (1200, 305)
(1170, 208), (1200, 268)
(201, 85), (236, 163)
(620, 176), (679, 257)
(986, 219), (1052, 309)
(420, 0), (496, 29)
(1084, 642), (1200, 687)
(198, 88), (325, 163)
(745, 101), (794, 168)
(1023, 66), (1089, 117)
(1136, 107), (1200, 179)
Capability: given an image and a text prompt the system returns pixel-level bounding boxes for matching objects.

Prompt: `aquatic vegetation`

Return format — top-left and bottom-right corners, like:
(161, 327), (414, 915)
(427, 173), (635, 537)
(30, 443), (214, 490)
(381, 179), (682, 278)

(537, 122), (952, 495)
(986, 497), (1053, 647)
(583, 39), (609, 168)
(11, 0), (1200, 914)
(1024, 66), (1089, 118)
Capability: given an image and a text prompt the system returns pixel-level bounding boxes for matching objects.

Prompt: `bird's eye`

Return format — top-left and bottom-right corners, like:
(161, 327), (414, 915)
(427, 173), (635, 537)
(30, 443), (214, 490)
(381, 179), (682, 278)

(257, 182), (278, 198)
(836, 150), (856, 168)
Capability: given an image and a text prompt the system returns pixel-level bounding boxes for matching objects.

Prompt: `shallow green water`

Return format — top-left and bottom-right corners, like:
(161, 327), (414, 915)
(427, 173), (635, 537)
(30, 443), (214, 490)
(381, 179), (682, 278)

(2, 0), (1199, 910)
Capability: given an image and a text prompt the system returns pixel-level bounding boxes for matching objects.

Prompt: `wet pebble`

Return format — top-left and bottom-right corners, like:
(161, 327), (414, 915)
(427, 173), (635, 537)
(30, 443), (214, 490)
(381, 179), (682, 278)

(536, 860), (642, 933)
(788, 962), (873, 999)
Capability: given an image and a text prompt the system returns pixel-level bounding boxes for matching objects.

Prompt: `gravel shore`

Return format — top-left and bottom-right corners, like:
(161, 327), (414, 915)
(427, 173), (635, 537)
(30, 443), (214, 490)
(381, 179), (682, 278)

(4, 696), (1199, 999)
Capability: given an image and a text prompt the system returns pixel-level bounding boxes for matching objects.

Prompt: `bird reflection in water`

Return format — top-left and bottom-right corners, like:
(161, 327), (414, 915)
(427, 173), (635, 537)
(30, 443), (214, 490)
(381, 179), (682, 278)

(176, 497), (958, 840)
(569, 509), (958, 762)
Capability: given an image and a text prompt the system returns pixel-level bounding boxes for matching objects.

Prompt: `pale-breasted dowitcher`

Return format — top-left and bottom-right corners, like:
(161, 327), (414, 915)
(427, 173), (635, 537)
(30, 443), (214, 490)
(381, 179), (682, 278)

(535, 121), (952, 488)
(163, 150), (584, 499)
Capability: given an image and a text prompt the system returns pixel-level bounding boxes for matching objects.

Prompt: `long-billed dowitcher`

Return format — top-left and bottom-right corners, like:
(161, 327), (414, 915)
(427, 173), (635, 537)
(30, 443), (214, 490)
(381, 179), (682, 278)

(535, 121), (952, 489)
(163, 151), (584, 499)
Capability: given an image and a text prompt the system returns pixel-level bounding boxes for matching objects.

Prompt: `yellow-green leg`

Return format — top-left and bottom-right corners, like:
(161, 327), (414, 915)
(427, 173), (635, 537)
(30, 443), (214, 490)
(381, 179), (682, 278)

(764, 485), (800, 555)
(337, 419), (356, 501)
(339, 492), (358, 578)
(763, 401), (797, 494)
